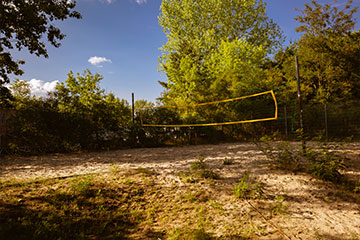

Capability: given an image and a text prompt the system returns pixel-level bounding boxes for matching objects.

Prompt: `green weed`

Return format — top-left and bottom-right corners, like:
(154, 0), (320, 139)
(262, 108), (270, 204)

(258, 138), (300, 171)
(134, 167), (156, 176)
(258, 138), (350, 185)
(223, 157), (235, 165)
(308, 144), (347, 183)
(189, 158), (220, 180)
(110, 164), (121, 173)
(354, 180), (360, 193)
(181, 190), (210, 203)
(270, 196), (287, 216)
(167, 227), (215, 240)
(233, 172), (263, 199)
(70, 175), (94, 196)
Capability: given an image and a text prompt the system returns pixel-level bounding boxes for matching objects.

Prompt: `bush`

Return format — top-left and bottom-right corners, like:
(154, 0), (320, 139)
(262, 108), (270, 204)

(257, 136), (300, 171)
(190, 158), (220, 180)
(233, 172), (263, 199)
(308, 144), (347, 182)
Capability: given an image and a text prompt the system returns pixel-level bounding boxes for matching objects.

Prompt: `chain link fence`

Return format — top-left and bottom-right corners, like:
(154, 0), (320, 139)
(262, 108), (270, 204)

(1, 101), (359, 155)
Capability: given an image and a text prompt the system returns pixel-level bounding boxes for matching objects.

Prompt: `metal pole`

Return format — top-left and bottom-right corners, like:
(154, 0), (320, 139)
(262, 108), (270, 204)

(295, 56), (306, 152)
(132, 92), (135, 146)
(284, 105), (288, 139)
(132, 93), (135, 127)
(324, 103), (328, 141)
(0, 111), (3, 156)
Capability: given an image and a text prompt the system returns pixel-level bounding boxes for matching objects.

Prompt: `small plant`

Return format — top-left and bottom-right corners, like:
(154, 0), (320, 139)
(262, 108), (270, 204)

(270, 196), (287, 216)
(257, 139), (300, 171)
(223, 157), (234, 165)
(233, 172), (263, 199)
(309, 144), (347, 183)
(209, 200), (223, 211)
(182, 190), (210, 203)
(110, 164), (121, 173)
(354, 180), (360, 193)
(135, 167), (156, 176)
(70, 175), (94, 196)
(258, 137), (350, 185)
(190, 158), (219, 180)
(167, 227), (214, 240)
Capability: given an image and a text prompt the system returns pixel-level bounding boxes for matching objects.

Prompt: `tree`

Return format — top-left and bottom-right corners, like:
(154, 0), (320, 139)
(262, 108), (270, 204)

(54, 69), (105, 114)
(295, 0), (357, 36)
(293, 0), (360, 103)
(52, 69), (131, 148)
(263, 0), (360, 105)
(0, 0), (81, 107)
(10, 78), (31, 99)
(158, 0), (283, 108)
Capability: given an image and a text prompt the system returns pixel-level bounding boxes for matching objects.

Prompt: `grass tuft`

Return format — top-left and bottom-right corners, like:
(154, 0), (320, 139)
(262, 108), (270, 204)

(190, 158), (220, 180)
(233, 172), (263, 199)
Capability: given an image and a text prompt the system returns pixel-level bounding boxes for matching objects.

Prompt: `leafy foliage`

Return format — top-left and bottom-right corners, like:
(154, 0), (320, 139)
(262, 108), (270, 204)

(264, 0), (360, 104)
(258, 136), (301, 171)
(4, 70), (132, 154)
(158, 0), (283, 119)
(270, 196), (287, 216)
(0, 0), (81, 83)
(233, 172), (263, 199)
(189, 158), (220, 180)
(307, 145), (347, 182)
(259, 139), (349, 184)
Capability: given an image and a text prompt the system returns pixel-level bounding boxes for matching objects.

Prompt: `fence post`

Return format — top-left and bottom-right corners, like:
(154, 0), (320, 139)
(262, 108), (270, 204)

(132, 92), (135, 147)
(284, 105), (288, 139)
(324, 103), (328, 141)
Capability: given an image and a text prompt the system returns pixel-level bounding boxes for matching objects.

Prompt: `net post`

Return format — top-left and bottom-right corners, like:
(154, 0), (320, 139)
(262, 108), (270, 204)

(324, 103), (328, 141)
(284, 105), (288, 139)
(295, 56), (306, 153)
(132, 92), (135, 147)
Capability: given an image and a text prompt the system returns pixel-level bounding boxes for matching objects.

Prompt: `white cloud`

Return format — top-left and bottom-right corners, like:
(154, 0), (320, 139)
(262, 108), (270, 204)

(135, 0), (147, 4)
(88, 56), (112, 67)
(94, 0), (147, 5)
(95, 0), (114, 4)
(28, 79), (59, 97)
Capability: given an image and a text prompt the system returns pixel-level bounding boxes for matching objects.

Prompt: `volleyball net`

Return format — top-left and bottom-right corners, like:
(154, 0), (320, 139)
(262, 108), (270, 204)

(139, 90), (278, 127)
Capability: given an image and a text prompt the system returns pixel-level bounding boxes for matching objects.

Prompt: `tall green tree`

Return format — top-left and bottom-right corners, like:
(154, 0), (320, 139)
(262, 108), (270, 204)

(0, 0), (81, 108)
(293, 0), (360, 103)
(158, 0), (283, 107)
(53, 69), (131, 141)
(54, 69), (105, 114)
(264, 0), (360, 104)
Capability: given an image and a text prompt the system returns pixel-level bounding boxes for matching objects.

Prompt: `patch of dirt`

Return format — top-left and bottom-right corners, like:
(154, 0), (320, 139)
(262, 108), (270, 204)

(1, 142), (360, 239)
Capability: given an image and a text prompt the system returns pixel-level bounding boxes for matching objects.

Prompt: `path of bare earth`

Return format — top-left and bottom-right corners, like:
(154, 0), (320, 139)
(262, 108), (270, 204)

(1, 142), (360, 239)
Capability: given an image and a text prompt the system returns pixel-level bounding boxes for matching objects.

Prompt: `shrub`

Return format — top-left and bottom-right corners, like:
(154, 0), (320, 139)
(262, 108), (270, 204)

(233, 172), (263, 199)
(257, 138), (300, 171)
(190, 158), (220, 180)
(308, 144), (347, 183)
(270, 196), (287, 216)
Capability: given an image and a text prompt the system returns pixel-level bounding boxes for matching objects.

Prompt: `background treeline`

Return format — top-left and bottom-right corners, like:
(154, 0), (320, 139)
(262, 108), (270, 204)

(1, 70), (132, 155)
(1, 0), (360, 155)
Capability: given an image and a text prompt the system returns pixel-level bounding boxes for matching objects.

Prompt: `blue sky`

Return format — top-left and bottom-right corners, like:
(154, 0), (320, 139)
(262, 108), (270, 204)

(10, 0), (360, 103)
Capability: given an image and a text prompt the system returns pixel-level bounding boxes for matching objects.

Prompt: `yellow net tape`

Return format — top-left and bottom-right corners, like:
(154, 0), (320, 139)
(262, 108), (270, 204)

(140, 90), (278, 127)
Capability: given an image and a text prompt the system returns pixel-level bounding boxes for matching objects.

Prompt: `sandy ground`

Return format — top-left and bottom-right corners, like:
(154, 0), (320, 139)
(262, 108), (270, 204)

(1, 142), (360, 239)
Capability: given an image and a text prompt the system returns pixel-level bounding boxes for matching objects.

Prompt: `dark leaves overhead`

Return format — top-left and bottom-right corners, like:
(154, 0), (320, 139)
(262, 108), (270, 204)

(0, 0), (82, 83)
